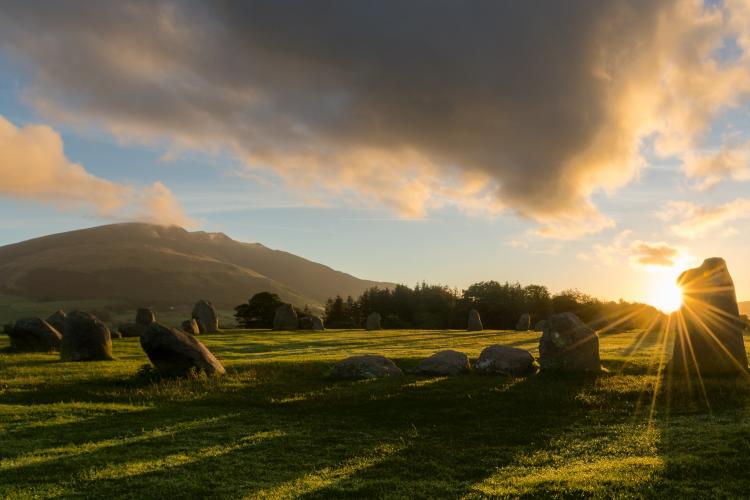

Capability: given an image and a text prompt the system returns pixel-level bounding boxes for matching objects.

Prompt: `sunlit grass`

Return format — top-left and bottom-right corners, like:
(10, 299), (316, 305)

(2, 328), (750, 497)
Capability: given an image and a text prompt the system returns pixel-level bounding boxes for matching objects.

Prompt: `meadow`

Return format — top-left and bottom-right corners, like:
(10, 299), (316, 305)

(2, 328), (750, 498)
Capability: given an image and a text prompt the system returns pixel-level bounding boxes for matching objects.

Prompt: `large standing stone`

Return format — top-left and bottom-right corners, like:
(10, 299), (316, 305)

(539, 313), (600, 372)
(467, 309), (483, 331)
(61, 311), (113, 361)
(475, 345), (536, 376)
(671, 257), (748, 376)
(140, 323), (225, 376)
(135, 308), (156, 326)
(311, 316), (325, 331)
(118, 323), (146, 338)
(181, 319), (200, 335)
(9, 318), (62, 352)
(412, 350), (470, 376)
(516, 313), (531, 331)
(330, 355), (402, 379)
(273, 304), (298, 330)
(46, 310), (67, 333)
(366, 312), (382, 331)
(192, 300), (219, 333)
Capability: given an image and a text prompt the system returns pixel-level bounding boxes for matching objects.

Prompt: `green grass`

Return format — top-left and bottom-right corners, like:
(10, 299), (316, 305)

(2, 328), (750, 498)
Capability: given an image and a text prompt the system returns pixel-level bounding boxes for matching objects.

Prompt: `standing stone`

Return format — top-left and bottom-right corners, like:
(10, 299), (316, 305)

(9, 318), (62, 352)
(475, 345), (536, 376)
(46, 310), (67, 333)
(140, 323), (225, 377)
(330, 354), (402, 379)
(534, 320), (547, 332)
(192, 300), (219, 333)
(118, 323), (146, 338)
(412, 350), (470, 376)
(298, 316), (313, 330)
(110, 329), (122, 339)
(516, 313), (531, 331)
(61, 311), (113, 361)
(273, 304), (298, 330)
(366, 312), (382, 331)
(539, 312), (600, 372)
(311, 316), (325, 331)
(135, 308), (156, 326)
(671, 257), (748, 376)
(467, 309), (483, 331)
(181, 319), (200, 335)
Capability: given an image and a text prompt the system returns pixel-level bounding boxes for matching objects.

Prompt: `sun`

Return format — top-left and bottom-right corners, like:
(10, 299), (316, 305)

(645, 274), (683, 313)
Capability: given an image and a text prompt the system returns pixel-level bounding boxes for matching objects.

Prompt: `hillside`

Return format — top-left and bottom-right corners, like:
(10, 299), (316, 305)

(0, 223), (392, 314)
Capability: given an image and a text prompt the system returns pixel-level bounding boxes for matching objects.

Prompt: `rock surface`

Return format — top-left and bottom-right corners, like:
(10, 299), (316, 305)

(136, 308), (156, 326)
(61, 311), (113, 361)
(467, 309), (483, 331)
(273, 303), (298, 330)
(475, 345), (535, 376)
(311, 316), (325, 331)
(181, 319), (200, 335)
(366, 312), (382, 331)
(140, 322), (225, 376)
(9, 318), (62, 352)
(539, 313), (600, 372)
(46, 310), (67, 333)
(298, 316), (313, 330)
(192, 300), (219, 333)
(516, 313), (531, 331)
(118, 323), (146, 338)
(534, 320), (547, 332)
(671, 257), (748, 375)
(412, 350), (470, 375)
(330, 354), (403, 379)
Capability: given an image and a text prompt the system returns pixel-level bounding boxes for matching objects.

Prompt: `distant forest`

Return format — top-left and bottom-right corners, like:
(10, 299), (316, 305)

(323, 281), (665, 330)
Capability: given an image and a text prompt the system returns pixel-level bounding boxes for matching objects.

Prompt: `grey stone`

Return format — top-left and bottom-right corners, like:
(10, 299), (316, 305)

(515, 313), (531, 331)
(298, 316), (313, 330)
(311, 315), (325, 331)
(539, 313), (600, 372)
(192, 299), (219, 333)
(475, 345), (535, 376)
(61, 311), (113, 361)
(467, 309), (483, 331)
(181, 318), (200, 335)
(46, 310), (67, 333)
(9, 318), (62, 352)
(534, 320), (547, 332)
(330, 354), (402, 379)
(671, 257), (748, 376)
(366, 312), (382, 331)
(412, 350), (470, 375)
(118, 322), (146, 338)
(273, 303), (298, 330)
(135, 308), (156, 326)
(140, 322), (225, 376)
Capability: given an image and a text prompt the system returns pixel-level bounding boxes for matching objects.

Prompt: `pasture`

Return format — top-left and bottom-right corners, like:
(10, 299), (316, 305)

(2, 328), (750, 498)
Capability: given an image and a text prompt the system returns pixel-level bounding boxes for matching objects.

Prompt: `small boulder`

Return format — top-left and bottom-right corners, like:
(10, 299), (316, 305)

(330, 354), (402, 379)
(366, 312), (382, 331)
(534, 320), (547, 332)
(539, 313), (600, 372)
(467, 309), (483, 331)
(140, 322), (225, 376)
(46, 310), (67, 333)
(135, 308), (156, 326)
(412, 350), (470, 376)
(298, 316), (313, 330)
(515, 313), (531, 331)
(311, 316), (325, 331)
(192, 299), (219, 333)
(475, 345), (536, 376)
(181, 319), (200, 335)
(118, 323), (146, 338)
(110, 329), (123, 339)
(273, 304), (298, 330)
(9, 318), (62, 352)
(61, 311), (113, 361)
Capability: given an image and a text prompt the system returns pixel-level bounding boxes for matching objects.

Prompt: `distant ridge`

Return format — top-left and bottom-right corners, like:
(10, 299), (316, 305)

(0, 223), (393, 312)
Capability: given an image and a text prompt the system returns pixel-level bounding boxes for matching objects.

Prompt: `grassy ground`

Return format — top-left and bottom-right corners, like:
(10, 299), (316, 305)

(2, 328), (750, 498)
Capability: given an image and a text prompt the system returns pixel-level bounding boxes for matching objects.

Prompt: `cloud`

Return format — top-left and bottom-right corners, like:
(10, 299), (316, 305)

(1, 1), (750, 235)
(0, 115), (195, 227)
(577, 230), (688, 268)
(683, 140), (750, 190)
(629, 240), (680, 267)
(658, 198), (750, 239)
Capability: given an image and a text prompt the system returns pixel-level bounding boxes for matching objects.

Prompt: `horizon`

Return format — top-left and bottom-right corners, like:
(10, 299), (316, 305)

(2, 1), (750, 309)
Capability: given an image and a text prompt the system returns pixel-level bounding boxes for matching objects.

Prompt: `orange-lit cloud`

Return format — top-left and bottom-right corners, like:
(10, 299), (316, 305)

(629, 241), (681, 267)
(0, 115), (194, 227)
(683, 140), (750, 190)
(658, 198), (750, 239)
(577, 230), (689, 268)
(1, 1), (749, 236)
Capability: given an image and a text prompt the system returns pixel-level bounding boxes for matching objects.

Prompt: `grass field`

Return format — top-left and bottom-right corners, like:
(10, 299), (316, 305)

(2, 328), (750, 498)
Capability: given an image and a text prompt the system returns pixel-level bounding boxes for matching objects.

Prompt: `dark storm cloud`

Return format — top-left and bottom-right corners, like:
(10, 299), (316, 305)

(0, 0), (747, 236)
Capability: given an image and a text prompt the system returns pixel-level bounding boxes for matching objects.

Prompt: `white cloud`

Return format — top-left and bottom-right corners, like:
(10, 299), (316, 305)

(657, 198), (750, 239)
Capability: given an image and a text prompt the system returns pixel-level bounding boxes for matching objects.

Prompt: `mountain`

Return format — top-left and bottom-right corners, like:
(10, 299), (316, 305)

(0, 223), (392, 313)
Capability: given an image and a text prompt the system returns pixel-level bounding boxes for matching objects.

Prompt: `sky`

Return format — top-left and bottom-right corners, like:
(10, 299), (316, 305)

(1, 0), (750, 306)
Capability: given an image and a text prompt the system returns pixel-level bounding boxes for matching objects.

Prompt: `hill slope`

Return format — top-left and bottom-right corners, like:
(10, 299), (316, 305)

(0, 223), (391, 312)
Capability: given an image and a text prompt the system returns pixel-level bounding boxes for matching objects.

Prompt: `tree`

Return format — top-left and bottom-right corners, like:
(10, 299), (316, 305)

(234, 292), (284, 328)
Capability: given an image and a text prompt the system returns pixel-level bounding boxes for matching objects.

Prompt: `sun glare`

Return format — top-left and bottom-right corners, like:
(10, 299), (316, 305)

(645, 275), (683, 313)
